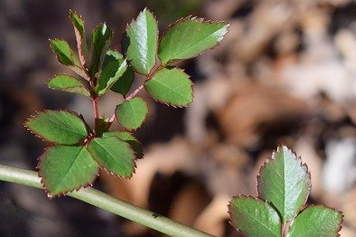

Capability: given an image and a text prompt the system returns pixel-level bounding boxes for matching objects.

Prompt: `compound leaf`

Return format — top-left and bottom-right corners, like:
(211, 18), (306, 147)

(48, 74), (90, 97)
(69, 10), (87, 66)
(88, 137), (135, 178)
(288, 206), (343, 237)
(258, 146), (310, 222)
(103, 131), (143, 159)
(229, 196), (281, 237)
(115, 97), (148, 130)
(125, 8), (158, 75)
(158, 17), (229, 65)
(96, 58), (127, 96)
(145, 67), (193, 107)
(25, 110), (89, 145)
(90, 23), (113, 77)
(39, 145), (99, 197)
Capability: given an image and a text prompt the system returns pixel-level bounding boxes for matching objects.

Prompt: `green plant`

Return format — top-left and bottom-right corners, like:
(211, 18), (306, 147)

(24, 9), (228, 197)
(0, 9), (343, 237)
(229, 146), (343, 237)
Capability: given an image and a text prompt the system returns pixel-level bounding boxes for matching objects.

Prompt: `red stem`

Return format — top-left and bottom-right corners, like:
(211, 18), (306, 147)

(125, 84), (144, 101)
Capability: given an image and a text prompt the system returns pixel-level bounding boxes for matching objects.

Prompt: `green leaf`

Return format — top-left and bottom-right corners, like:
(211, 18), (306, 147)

(102, 50), (124, 68)
(69, 10), (87, 66)
(50, 39), (89, 80)
(95, 58), (127, 96)
(90, 23), (113, 77)
(25, 110), (89, 145)
(50, 39), (81, 67)
(145, 67), (193, 107)
(229, 196), (281, 237)
(158, 17), (229, 65)
(102, 50), (135, 96)
(110, 65), (135, 96)
(288, 206), (343, 237)
(115, 97), (148, 130)
(48, 74), (90, 97)
(103, 131), (144, 159)
(39, 145), (99, 197)
(125, 8), (158, 75)
(88, 137), (135, 178)
(258, 146), (310, 222)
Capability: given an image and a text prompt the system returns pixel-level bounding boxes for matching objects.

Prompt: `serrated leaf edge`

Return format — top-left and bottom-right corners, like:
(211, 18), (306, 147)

(144, 67), (194, 108)
(290, 204), (344, 237)
(115, 97), (149, 131)
(47, 73), (91, 97)
(124, 7), (159, 76)
(228, 194), (281, 236)
(256, 145), (312, 222)
(24, 109), (91, 145)
(102, 131), (144, 159)
(37, 146), (99, 198)
(158, 16), (230, 65)
(69, 9), (87, 66)
(87, 138), (137, 179)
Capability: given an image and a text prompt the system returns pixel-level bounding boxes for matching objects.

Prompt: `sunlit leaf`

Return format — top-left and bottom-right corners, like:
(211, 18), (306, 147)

(88, 137), (135, 178)
(158, 17), (229, 65)
(69, 10), (87, 66)
(48, 74), (90, 97)
(49, 39), (89, 80)
(258, 146), (310, 222)
(39, 145), (98, 197)
(125, 8), (158, 75)
(288, 206), (343, 237)
(145, 67), (192, 107)
(90, 23), (113, 77)
(50, 39), (81, 67)
(25, 110), (89, 145)
(95, 58), (127, 96)
(229, 196), (281, 237)
(103, 131), (143, 159)
(115, 97), (148, 130)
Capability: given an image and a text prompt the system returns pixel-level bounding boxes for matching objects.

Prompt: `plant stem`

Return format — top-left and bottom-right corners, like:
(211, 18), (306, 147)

(125, 84), (144, 100)
(0, 164), (215, 237)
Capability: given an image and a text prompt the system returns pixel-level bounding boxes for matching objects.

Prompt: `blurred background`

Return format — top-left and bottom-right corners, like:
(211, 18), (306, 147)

(1, 0), (356, 236)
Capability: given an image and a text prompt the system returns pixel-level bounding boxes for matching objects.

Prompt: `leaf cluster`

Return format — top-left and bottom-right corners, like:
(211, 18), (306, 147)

(229, 146), (343, 237)
(25, 9), (229, 197)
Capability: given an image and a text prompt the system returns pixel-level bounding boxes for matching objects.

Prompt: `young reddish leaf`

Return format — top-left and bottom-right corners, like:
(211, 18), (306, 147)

(69, 10), (88, 66)
(48, 74), (90, 97)
(158, 17), (229, 65)
(125, 8), (158, 75)
(144, 67), (193, 107)
(88, 137), (136, 178)
(39, 145), (99, 197)
(50, 39), (89, 80)
(229, 195), (281, 237)
(115, 97), (148, 130)
(103, 131), (144, 159)
(258, 146), (310, 222)
(288, 206), (343, 237)
(95, 58), (127, 96)
(25, 110), (89, 145)
(90, 23), (113, 77)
